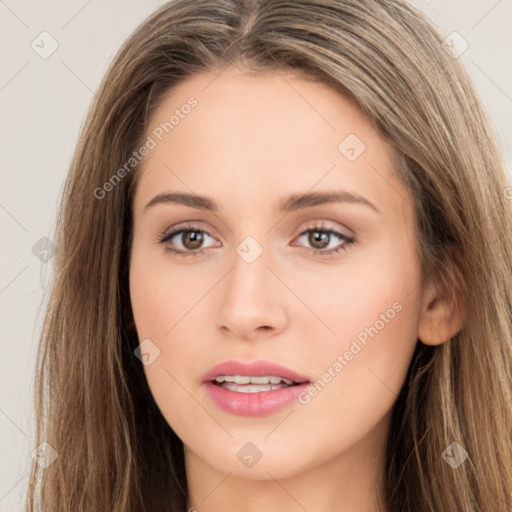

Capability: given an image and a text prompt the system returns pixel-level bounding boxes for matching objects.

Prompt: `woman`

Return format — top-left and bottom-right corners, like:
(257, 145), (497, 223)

(27, 0), (512, 510)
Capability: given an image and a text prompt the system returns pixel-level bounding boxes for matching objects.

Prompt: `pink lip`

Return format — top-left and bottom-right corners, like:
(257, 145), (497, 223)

(202, 360), (311, 417)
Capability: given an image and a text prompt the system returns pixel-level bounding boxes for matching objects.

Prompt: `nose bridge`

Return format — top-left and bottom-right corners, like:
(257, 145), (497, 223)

(215, 231), (287, 336)
(228, 234), (270, 299)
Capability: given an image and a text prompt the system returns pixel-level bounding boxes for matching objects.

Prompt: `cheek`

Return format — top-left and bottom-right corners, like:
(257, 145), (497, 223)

(297, 237), (422, 419)
(129, 242), (209, 340)
(128, 247), (215, 427)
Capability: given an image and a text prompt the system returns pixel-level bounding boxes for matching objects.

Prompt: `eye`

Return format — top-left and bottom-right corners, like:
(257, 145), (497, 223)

(293, 222), (355, 257)
(158, 222), (218, 258)
(157, 221), (355, 258)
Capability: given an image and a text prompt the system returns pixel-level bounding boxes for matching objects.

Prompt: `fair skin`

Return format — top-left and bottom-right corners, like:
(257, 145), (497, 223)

(129, 67), (462, 512)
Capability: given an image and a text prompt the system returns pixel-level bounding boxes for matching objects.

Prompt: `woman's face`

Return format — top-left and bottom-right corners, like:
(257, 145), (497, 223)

(129, 68), (425, 481)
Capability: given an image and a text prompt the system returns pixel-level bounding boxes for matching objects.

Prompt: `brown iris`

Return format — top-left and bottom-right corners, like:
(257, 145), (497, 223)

(181, 230), (204, 250)
(309, 230), (330, 250)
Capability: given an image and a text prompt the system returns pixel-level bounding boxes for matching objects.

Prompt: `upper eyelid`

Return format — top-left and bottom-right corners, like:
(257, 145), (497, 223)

(162, 220), (348, 235)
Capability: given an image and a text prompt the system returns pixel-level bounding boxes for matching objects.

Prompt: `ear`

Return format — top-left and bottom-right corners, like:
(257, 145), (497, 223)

(418, 269), (464, 346)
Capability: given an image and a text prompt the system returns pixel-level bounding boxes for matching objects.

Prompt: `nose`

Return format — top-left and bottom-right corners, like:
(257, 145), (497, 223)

(215, 239), (288, 341)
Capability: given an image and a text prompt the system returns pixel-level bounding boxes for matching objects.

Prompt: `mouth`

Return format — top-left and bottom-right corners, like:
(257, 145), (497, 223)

(202, 360), (311, 416)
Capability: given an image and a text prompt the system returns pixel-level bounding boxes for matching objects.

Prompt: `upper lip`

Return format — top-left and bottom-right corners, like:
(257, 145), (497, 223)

(202, 360), (311, 384)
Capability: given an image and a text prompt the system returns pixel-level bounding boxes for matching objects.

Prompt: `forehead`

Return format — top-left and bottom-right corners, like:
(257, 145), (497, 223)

(147, 68), (371, 145)
(132, 68), (404, 218)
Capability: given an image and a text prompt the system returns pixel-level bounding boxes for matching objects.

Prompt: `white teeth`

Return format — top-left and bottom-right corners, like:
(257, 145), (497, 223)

(214, 375), (294, 385)
(215, 375), (251, 384)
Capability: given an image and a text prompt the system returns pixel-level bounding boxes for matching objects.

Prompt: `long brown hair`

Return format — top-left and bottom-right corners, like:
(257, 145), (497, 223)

(27, 0), (512, 510)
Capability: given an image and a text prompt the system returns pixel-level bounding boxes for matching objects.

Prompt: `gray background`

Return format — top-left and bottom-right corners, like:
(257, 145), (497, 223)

(1, 1), (511, 509)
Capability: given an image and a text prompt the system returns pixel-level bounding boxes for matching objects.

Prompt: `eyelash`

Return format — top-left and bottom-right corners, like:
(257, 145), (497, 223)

(157, 221), (355, 258)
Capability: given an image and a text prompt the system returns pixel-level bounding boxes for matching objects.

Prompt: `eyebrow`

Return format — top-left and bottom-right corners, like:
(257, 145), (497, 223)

(144, 190), (380, 214)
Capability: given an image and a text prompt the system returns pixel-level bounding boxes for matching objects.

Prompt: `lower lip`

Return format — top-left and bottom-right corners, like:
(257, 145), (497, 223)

(204, 381), (310, 416)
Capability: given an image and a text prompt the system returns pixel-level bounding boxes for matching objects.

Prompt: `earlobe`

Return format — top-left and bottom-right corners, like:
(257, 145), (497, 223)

(417, 276), (464, 346)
